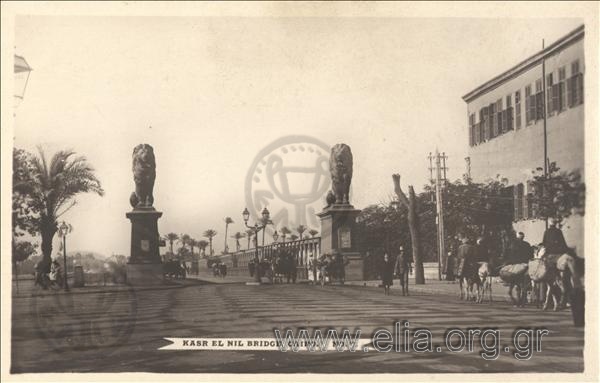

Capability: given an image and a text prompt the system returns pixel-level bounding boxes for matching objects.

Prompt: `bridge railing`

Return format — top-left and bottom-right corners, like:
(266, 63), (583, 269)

(216, 237), (321, 278)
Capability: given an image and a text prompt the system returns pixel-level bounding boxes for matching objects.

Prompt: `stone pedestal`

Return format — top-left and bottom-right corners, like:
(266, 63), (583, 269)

(73, 266), (85, 287)
(317, 204), (363, 281)
(126, 208), (164, 285)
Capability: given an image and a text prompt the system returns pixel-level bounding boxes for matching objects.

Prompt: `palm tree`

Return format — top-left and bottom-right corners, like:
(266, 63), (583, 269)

(203, 229), (217, 256)
(308, 229), (319, 238)
(245, 229), (254, 249)
(290, 234), (299, 241)
(164, 233), (179, 255)
(223, 217), (234, 253)
(231, 232), (244, 252)
(21, 147), (104, 265)
(296, 225), (307, 239)
(189, 238), (196, 257)
(179, 234), (191, 251)
(280, 226), (291, 243)
(197, 240), (208, 257)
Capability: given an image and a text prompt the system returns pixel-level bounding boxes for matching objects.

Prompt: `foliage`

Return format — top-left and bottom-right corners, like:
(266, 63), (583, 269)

(12, 149), (38, 238)
(528, 163), (585, 223)
(12, 147), (104, 262)
(197, 240), (209, 256)
(308, 229), (319, 237)
(13, 240), (37, 265)
(231, 232), (244, 251)
(295, 225), (307, 237)
(203, 229), (218, 256)
(358, 176), (515, 263)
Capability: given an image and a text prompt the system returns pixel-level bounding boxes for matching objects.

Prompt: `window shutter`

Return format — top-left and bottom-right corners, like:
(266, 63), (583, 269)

(469, 125), (474, 146)
(567, 76), (574, 107)
(516, 103), (521, 129)
(507, 107), (513, 130)
(475, 122), (481, 144)
(547, 87), (553, 115)
(552, 84), (559, 112)
(512, 186), (519, 221)
(577, 73), (584, 105)
(536, 93), (544, 120)
(523, 188), (530, 220)
(489, 103), (495, 138)
(528, 181), (539, 219)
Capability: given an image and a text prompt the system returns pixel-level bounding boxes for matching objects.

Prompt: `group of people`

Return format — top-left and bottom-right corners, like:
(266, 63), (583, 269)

(379, 246), (412, 296)
(307, 252), (349, 285)
(212, 261), (227, 278)
(34, 258), (64, 290)
(447, 219), (570, 281)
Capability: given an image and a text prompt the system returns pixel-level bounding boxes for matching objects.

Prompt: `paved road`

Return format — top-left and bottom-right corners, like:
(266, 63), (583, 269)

(11, 280), (583, 373)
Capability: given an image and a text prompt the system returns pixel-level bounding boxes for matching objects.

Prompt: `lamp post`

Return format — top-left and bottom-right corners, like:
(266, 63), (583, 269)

(272, 230), (279, 244)
(242, 207), (270, 284)
(58, 221), (72, 291)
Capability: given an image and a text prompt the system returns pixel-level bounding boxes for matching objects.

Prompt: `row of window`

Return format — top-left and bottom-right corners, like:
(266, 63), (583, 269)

(469, 59), (584, 147)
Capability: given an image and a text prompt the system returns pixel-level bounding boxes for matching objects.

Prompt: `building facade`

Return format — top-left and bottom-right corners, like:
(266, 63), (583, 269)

(462, 25), (585, 255)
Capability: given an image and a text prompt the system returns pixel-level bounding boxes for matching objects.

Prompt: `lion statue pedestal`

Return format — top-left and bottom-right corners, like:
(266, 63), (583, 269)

(317, 143), (364, 281)
(126, 144), (164, 286)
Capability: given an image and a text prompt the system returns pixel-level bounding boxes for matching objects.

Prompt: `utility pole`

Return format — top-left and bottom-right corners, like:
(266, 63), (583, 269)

(429, 150), (448, 281)
(542, 38), (549, 230)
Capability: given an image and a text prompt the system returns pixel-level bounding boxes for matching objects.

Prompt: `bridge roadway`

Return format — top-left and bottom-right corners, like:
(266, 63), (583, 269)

(11, 278), (583, 373)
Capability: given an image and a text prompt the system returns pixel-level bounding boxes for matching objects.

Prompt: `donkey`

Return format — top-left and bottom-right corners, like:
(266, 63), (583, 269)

(499, 263), (529, 307)
(476, 262), (493, 303)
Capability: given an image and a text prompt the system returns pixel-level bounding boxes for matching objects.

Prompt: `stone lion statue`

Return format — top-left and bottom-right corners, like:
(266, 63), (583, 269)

(329, 143), (353, 205)
(130, 144), (156, 208)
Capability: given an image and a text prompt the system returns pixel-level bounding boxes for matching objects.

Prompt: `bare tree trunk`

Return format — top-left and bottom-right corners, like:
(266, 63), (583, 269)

(392, 174), (425, 284)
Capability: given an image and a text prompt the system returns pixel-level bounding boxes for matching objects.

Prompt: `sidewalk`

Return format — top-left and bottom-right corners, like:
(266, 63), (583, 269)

(187, 271), (258, 284)
(188, 271), (510, 300)
(345, 278), (509, 300)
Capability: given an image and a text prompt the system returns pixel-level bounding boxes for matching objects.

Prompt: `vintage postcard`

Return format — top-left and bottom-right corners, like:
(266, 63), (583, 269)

(2, 2), (598, 382)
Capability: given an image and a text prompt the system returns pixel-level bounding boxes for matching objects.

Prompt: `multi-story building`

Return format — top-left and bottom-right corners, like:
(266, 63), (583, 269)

(462, 25), (585, 255)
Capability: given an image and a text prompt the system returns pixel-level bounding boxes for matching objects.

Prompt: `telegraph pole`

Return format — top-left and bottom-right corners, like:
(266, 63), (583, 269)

(430, 150), (448, 281)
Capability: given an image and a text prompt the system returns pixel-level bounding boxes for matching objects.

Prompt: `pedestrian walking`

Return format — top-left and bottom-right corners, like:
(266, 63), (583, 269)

(380, 253), (394, 295)
(394, 246), (412, 296)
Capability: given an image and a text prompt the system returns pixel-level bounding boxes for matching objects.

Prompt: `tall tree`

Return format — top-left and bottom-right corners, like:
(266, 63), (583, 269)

(179, 234), (191, 252)
(296, 225), (307, 239)
(308, 229), (319, 238)
(164, 232), (179, 255)
(289, 234), (299, 241)
(223, 217), (234, 253)
(392, 174), (425, 284)
(197, 240), (209, 257)
(528, 163), (585, 223)
(231, 232), (244, 251)
(280, 226), (291, 243)
(203, 229), (217, 256)
(14, 147), (104, 266)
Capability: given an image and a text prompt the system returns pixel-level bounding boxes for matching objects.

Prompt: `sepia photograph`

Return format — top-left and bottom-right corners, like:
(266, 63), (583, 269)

(2, 2), (598, 381)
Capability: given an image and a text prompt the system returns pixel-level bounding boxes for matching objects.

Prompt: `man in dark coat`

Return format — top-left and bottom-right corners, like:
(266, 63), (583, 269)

(456, 235), (477, 278)
(513, 232), (533, 264)
(394, 246), (412, 296)
(543, 218), (568, 255)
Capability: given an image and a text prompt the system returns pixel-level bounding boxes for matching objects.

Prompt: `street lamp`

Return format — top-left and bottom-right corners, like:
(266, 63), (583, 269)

(58, 221), (73, 291)
(242, 207), (270, 284)
(272, 230), (279, 243)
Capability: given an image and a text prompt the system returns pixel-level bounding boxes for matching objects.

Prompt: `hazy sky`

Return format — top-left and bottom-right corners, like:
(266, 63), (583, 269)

(14, 16), (583, 257)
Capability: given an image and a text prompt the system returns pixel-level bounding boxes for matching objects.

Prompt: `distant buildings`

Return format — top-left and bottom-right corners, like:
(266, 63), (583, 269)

(462, 25), (585, 254)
